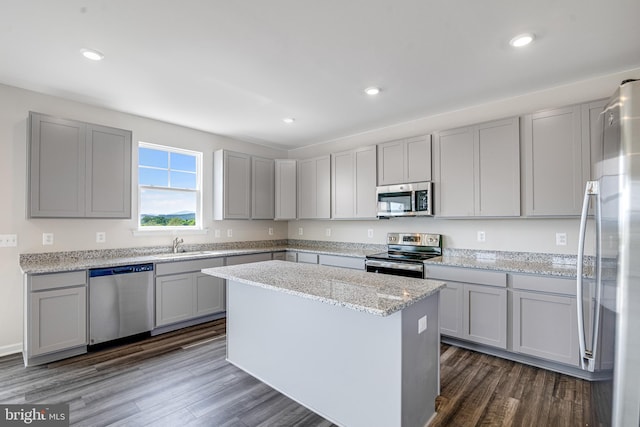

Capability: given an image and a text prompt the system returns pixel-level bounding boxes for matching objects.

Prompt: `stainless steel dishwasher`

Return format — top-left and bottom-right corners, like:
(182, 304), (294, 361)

(88, 263), (154, 345)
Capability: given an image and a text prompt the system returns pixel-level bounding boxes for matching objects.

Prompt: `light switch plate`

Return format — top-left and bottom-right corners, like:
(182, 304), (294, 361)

(227, 229), (233, 237)
(325, 228), (331, 237)
(214, 229), (220, 238)
(268, 227), (274, 236)
(298, 227), (303, 236)
(556, 232), (567, 246)
(96, 232), (106, 243)
(367, 229), (374, 238)
(0, 234), (18, 247)
(477, 231), (486, 242)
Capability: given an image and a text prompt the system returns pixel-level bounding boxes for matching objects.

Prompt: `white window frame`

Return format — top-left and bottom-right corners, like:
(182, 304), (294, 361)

(137, 142), (203, 232)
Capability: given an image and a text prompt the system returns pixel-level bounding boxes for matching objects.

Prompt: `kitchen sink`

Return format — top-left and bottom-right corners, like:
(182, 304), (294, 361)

(152, 251), (216, 259)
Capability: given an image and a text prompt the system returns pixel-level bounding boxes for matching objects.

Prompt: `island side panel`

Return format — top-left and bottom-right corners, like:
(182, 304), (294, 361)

(226, 279), (403, 427)
(401, 292), (440, 427)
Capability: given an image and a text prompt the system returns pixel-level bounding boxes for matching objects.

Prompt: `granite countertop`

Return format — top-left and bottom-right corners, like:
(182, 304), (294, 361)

(202, 260), (445, 317)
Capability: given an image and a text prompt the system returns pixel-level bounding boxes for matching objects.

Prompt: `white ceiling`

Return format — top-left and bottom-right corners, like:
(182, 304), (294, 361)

(1, 1), (639, 150)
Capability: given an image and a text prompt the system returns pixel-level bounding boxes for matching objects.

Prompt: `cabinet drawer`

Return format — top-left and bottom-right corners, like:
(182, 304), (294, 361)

(225, 252), (272, 266)
(156, 257), (224, 276)
(296, 252), (319, 264)
(511, 274), (576, 296)
(272, 251), (286, 261)
(425, 265), (507, 287)
(319, 254), (364, 270)
(30, 270), (86, 291)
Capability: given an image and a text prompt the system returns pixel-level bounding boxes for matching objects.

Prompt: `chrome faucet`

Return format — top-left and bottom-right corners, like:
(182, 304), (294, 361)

(172, 237), (184, 253)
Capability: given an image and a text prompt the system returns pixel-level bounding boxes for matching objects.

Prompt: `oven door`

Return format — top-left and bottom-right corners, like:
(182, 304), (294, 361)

(365, 259), (424, 278)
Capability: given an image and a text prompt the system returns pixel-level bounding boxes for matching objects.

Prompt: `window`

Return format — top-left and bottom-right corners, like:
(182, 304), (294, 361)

(138, 142), (202, 229)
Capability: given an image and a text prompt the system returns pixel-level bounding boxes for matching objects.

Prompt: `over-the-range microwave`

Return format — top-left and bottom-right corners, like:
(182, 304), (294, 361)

(376, 181), (433, 218)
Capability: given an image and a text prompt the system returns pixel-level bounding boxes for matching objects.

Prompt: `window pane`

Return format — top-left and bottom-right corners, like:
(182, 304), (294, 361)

(171, 152), (196, 172)
(139, 167), (169, 187)
(139, 147), (168, 168)
(171, 171), (196, 189)
(139, 188), (196, 227)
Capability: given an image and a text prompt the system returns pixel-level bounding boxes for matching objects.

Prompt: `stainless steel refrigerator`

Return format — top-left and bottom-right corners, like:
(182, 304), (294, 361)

(577, 78), (640, 426)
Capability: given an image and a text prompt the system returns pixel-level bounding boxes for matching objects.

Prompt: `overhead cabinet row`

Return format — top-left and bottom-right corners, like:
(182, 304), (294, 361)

(28, 97), (606, 220)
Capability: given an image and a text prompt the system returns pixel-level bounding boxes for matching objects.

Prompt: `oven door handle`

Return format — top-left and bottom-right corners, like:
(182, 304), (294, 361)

(365, 259), (424, 272)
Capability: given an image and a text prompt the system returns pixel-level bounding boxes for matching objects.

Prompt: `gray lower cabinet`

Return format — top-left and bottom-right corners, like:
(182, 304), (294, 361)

(426, 265), (507, 349)
(225, 252), (272, 266)
(285, 251), (297, 262)
(155, 258), (225, 328)
(24, 270), (88, 366)
(28, 112), (132, 218)
(434, 117), (520, 217)
(318, 254), (364, 270)
(511, 274), (579, 367)
(272, 251), (286, 261)
(295, 252), (319, 264)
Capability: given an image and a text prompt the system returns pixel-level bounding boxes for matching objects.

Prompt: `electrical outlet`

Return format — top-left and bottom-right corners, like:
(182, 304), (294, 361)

(477, 231), (486, 242)
(214, 229), (220, 238)
(418, 315), (427, 334)
(42, 233), (54, 245)
(367, 229), (374, 238)
(227, 229), (233, 238)
(556, 232), (567, 246)
(325, 228), (331, 237)
(268, 227), (274, 236)
(298, 227), (303, 236)
(96, 232), (106, 243)
(0, 234), (18, 247)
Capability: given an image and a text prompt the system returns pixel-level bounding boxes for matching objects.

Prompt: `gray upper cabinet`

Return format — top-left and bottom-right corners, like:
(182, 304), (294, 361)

(297, 155), (330, 219)
(434, 117), (520, 217)
(213, 150), (251, 219)
(251, 156), (275, 219)
(523, 105), (585, 216)
(582, 99), (608, 180)
(331, 146), (377, 219)
(28, 112), (132, 218)
(275, 159), (297, 220)
(377, 135), (431, 185)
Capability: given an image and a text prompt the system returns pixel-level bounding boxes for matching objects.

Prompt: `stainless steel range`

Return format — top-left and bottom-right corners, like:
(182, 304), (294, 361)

(365, 233), (442, 278)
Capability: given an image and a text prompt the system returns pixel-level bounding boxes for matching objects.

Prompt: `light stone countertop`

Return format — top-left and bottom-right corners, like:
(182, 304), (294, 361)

(202, 260), (446, 317)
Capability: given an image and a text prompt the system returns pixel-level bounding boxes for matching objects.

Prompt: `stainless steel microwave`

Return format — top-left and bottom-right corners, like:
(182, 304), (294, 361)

(376, 182), (433, 217)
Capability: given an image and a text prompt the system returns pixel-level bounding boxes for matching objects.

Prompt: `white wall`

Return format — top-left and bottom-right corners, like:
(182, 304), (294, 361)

(0, 84), (287, 354)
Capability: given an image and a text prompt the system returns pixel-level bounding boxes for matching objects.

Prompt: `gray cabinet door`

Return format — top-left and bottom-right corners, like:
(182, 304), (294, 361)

(332, 146), (376, 219)
(435, 117), (520, 217)
(377, 139), (405, 185)
(463, 284), (507, 349)
(194, 273), (225, 317)
(85, 124), (132, 218)
(377, 136), (431, 185)
(512, 290), (579, 366)
(406, 135), (432, 182)
(155, 274), (194, 327)
(251, 156), (275, 219)
(435, 126), (475, 216)
(475, 117), (520, 217)
(214, 150), (251, 220)
(582, 99), (608, 180)
(332, 150), (355, 218)
(439, 282), (464, 338)
(275, 159), (297, 220)
(29, 112), (86, 217)
(354, 146), (377, 218)
(29, 286), (87, 356)
(523, 105), (584, 216)
(298, 155), (330, 219)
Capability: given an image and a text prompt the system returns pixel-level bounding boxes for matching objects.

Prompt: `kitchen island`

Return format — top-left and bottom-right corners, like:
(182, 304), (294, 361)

(202, 260), (445, 427)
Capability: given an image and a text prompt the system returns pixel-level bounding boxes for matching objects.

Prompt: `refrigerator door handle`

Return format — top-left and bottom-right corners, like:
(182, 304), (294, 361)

(577, 181), (599, 371)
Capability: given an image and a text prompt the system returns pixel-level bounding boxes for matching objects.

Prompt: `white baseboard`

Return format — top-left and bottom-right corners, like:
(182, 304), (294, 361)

(0, 342), (22, 358)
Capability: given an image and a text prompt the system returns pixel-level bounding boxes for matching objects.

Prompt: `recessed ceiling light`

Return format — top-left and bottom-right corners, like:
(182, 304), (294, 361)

(509, 33), (535, 48)
(80, 48), (104, 61)
(283, 117), (295, 124)
(364, 87), (381, 96)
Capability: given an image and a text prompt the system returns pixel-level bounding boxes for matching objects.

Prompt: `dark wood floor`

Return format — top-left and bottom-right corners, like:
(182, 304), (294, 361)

(0, 319), (595, 426)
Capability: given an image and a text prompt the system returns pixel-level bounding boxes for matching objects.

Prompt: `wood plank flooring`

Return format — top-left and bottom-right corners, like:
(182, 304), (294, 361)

(0, 319), (595, 426)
